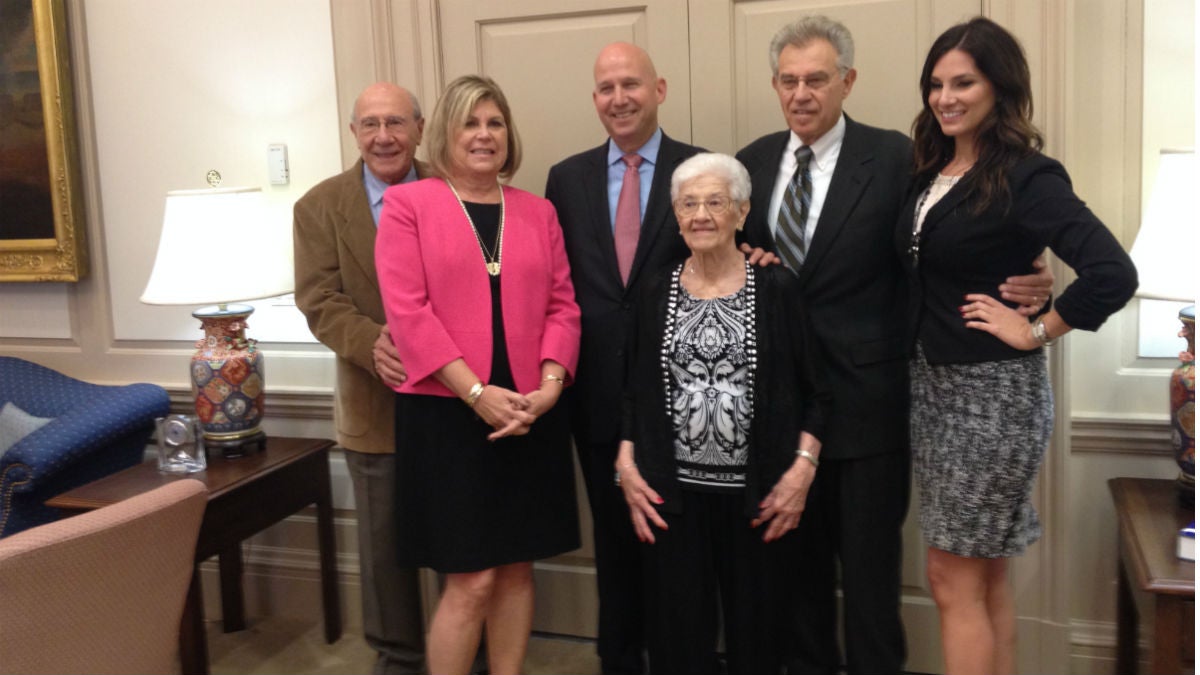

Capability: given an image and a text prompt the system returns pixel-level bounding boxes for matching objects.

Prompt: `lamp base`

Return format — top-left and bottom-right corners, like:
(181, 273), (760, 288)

(190, 303), (267, 455)
(205, 429), (267, 458)
(1171, 305), (1194, 509)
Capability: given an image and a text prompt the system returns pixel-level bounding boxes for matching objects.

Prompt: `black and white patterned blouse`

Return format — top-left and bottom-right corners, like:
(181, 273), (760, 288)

(663, 262), (758, 492)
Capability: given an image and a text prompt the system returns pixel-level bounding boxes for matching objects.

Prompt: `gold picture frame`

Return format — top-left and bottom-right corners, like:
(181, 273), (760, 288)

(0, 0), (87, 282)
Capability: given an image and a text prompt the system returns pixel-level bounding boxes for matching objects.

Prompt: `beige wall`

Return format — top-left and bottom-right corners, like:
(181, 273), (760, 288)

(0, 1), (1192, 672)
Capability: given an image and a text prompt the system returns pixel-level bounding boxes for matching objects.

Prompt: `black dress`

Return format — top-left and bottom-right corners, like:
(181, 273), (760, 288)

(393, 201), (579, 573)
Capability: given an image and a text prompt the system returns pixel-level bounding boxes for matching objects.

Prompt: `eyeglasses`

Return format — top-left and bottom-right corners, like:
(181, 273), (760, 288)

(673, 196), (736, 217)
(355, 116), (412, 134)
(775, 71), (838, 92)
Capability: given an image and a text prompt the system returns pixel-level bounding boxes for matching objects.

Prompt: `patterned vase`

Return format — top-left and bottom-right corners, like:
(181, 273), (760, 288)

(190, 304), (267, 457)
(1172, 305), (1195, 508)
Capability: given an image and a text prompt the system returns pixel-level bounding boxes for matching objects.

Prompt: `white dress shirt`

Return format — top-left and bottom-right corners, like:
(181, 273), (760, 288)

(765, 114), (847, 248)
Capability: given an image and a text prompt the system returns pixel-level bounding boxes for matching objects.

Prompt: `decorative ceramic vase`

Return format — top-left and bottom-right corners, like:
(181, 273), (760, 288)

(1171, 305), (1195, 508)
(190, 304), (267, 457)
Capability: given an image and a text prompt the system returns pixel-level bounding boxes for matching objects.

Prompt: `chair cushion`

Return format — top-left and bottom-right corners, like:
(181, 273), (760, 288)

(0, 402), (54, 457)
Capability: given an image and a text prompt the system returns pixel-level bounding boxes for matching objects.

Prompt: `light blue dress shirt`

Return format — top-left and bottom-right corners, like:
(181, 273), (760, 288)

(364, 163), (419, 226)
(606, 127), (662, 231)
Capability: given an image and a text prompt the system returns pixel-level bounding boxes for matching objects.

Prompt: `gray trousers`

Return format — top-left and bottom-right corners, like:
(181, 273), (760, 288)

(344, 449), (427, 675)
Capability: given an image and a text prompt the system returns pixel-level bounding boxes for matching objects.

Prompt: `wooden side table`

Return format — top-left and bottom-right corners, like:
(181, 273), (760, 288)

(1109, 477), (1195, 674)
(48, 436), (342, 675)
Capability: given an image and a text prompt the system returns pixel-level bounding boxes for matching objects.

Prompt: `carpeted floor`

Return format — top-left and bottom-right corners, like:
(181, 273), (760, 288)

(207, 616), (602, 675)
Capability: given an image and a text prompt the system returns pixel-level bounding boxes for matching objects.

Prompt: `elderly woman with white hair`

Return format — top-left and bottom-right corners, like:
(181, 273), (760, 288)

(615, 152), (832, 675)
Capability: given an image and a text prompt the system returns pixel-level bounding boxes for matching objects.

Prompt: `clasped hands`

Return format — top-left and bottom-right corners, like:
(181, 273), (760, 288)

(472, 384), (559, 441)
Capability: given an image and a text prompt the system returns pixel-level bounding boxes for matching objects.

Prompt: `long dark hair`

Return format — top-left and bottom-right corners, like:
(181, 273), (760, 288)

(912, 17), (1043, 214)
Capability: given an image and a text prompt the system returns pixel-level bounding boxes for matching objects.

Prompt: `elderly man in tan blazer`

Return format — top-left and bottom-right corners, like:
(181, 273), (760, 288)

(294, 82), (430, 675)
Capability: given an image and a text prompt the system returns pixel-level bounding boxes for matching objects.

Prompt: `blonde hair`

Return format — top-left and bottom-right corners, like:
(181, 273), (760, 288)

(425, 75), (522, 180)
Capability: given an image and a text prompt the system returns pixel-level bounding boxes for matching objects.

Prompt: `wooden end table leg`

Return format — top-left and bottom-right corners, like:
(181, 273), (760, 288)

(180, 565), (210, 675)
(1116, 554), (1139, 674)
(1151, 595), (1182, 675)
(219, 543), (246, 632)
(317, 457), (342, 643)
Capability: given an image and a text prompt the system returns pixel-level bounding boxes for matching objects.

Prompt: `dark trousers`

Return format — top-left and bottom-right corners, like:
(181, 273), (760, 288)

(643, 489), (790, 675)
(577, 438), (646, 674)
(343, 450), (427, 675)
(786, 450), (911, 675)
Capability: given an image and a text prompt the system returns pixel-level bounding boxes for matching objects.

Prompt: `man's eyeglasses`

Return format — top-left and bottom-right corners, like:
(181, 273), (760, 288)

(775, 71), (838, 92)
(355, 116), (411, 134)
(673, 196), (736, 217)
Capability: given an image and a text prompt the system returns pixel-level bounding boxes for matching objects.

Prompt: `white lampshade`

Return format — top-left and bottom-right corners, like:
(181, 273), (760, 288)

(140, 187), (294, 306)
(1130, 149), (1196, 303)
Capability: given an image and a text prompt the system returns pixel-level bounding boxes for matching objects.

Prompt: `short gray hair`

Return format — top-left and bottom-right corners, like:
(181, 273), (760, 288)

(769, 15), (855, 76)
(670, 153), (751, 202)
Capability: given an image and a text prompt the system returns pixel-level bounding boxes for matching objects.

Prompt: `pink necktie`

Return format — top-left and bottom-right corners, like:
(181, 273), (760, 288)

(614, 154), (643, 285)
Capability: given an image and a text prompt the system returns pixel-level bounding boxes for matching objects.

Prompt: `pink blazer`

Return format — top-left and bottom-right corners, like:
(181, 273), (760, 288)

(376, 178), (581, 397)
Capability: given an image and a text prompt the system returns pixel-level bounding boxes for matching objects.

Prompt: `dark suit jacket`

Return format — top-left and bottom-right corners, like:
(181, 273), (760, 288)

(293, 159), (430, 454)
(737, 116), (912, 460)
(898, 152), (1137, 365)
(545, 133), (702, 445)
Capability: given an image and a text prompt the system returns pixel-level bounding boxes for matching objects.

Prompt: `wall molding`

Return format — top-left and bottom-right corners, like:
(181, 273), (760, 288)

(1071, 414), (1173, 455)
(166, 386), (334, 421)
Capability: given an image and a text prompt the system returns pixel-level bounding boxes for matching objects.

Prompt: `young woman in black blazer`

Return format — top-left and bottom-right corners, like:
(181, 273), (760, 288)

(900, 17), (1137, 674)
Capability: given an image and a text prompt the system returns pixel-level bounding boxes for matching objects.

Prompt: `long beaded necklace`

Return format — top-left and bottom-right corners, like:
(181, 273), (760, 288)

(908, 173), (960, 268)
(445, 179), (505, 276)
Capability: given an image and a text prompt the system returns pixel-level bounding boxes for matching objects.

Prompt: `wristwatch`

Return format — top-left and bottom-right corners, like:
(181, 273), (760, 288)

(1032, 317), (1055, 347)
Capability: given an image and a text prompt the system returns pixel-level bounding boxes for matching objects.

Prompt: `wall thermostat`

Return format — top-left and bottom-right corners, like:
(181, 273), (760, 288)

(268, 143), (289, 185)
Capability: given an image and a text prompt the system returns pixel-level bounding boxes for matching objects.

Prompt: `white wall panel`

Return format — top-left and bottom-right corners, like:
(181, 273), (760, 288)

(0, 284), (71, 339)
(82, 0), (341, 345)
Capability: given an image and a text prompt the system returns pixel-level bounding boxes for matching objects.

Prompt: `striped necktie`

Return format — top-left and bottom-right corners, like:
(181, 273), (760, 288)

(775, 145), (813, 272)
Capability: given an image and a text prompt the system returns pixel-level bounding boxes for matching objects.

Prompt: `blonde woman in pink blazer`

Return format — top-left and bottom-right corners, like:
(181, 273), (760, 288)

(376, 75), (581, 675)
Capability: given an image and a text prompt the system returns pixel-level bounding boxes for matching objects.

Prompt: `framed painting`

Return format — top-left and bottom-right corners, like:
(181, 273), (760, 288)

(0, 0), (86, 281)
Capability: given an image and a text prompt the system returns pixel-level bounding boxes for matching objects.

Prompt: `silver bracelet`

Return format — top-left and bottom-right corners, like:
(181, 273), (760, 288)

(796, 449), (819, 468)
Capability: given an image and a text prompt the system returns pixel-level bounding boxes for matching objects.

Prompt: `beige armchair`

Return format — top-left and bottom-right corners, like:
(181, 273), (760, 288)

(0, 479), (207, 675)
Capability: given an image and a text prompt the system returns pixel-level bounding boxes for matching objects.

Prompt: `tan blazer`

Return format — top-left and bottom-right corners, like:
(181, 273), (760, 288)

(293, 159), (431, 453)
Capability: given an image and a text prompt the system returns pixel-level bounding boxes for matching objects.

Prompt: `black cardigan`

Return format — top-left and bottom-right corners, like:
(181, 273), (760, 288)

(619, 264), (832, 517)
(897, 152), (1138, 364)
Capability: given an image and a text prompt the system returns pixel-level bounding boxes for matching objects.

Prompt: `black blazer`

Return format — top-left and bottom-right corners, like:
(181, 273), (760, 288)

(545, 133), (703, 445)
(620, 264), (832, 517)
(736, 116), (913, 461)
(897, 152), (1138, 364)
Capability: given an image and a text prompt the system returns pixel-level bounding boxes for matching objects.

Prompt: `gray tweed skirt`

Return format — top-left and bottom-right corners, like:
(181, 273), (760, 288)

(909, 343), (1054, 558)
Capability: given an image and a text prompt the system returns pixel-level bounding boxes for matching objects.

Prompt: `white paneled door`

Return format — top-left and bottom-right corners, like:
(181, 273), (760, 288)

(353, 0), (980, 670)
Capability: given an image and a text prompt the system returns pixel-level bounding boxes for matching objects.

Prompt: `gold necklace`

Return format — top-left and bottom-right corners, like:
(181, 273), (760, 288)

(445, 179), (504, 276)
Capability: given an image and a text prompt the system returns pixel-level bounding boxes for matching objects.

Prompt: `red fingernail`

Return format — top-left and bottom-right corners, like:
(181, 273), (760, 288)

(655, 497), (664, 504)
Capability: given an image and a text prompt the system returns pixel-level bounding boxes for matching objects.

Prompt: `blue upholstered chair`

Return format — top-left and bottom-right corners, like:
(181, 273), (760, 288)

(0, 357), (171, 537)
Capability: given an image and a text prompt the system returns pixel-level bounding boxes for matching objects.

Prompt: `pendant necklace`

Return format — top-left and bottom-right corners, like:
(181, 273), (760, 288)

(446, 179), (504, 276)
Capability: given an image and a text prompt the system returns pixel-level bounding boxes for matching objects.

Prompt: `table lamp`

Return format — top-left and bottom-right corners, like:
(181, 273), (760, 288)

(1129, 149), (1196, 507)
(140, 174), (293, 457)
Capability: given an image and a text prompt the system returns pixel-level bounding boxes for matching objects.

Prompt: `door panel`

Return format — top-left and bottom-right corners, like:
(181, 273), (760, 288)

(436, 0), (690, 637)
(428, 3), (978, 668)
(691, 0), (978, 153)
(689, 2), (977, 671)
(438, 0), (691, 196)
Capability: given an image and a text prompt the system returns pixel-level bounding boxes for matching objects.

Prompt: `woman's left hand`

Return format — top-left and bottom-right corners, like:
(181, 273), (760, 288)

(961, 294), (1040, 350)
(753, 462), (815, 543)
